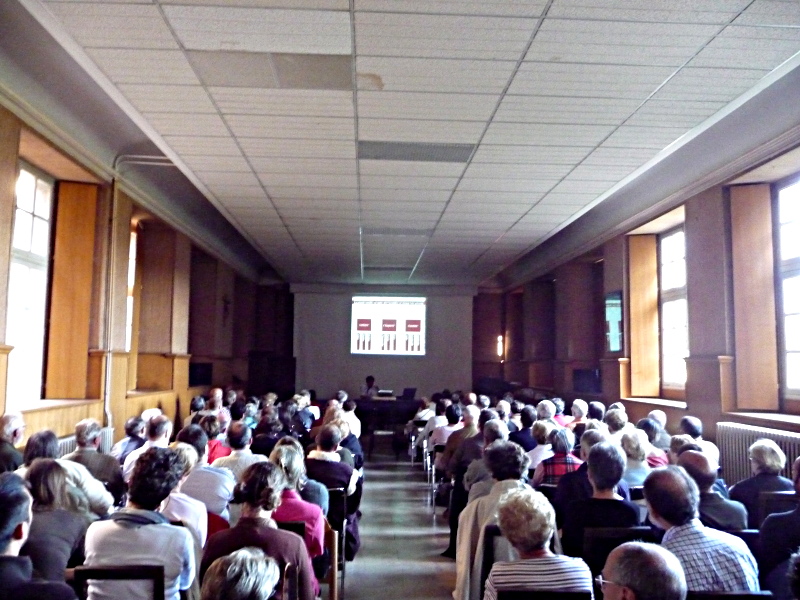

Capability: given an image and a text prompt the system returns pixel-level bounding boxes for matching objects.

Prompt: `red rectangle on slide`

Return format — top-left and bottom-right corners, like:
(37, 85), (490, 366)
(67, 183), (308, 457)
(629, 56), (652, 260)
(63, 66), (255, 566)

(382, 319), (396, 331)
(357, 319), (371, 331)
(406, 320), (421, 332)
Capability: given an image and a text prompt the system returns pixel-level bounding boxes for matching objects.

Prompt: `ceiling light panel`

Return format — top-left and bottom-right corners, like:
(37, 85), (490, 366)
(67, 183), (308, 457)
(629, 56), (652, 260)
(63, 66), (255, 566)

(44, 2), (178, 49)
(355, 13), (538, 60)
(357, 91), (496, 121)
(117, 84), (216, 113)
(86, 49), (199, 85)
(163, 6), (352, 54)
(356, 57), (517, 94)
(358, 142), (475, 163)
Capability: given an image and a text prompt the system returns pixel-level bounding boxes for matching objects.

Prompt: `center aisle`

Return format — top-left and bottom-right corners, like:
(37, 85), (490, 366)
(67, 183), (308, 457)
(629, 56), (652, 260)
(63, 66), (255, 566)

(343, 454), (456, 600)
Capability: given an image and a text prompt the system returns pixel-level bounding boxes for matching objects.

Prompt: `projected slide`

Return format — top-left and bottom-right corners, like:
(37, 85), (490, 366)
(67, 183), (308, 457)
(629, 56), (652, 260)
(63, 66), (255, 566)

(351, 296), (426, 356)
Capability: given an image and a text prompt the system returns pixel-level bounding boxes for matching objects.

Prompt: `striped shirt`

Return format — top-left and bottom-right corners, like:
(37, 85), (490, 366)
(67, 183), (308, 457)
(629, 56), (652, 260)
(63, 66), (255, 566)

(483, 555), (594, 600)
(662, 518), (759, 592)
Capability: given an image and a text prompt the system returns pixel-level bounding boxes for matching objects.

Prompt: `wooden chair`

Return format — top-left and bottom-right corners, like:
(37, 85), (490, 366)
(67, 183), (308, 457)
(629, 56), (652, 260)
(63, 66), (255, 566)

(582, 526), (659, 575)
(628, 486), (645, 501)
(758, 491), (799, 528)
(322, 519), (339, 600)
(497, 591), (592, 600)
(327, 487), (348, 600)
(70, 565), (165, 600)
(277, 519), (307, 540)
(282, 562), (299, 600)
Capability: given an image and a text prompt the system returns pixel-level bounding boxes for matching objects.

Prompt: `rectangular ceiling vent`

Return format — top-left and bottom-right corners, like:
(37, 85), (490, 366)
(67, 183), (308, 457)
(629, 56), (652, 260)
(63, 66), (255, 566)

(363, 227), (432, 237)
(358, 141), (475, 163)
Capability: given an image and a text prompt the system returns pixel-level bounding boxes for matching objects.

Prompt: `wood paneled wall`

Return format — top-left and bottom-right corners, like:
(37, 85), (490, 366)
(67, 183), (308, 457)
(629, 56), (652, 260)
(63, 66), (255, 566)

(628, 235), (660, 396)
(730, 184), (779, 411)
(45, 182), (98, 398)
(0, 107), (21, 343)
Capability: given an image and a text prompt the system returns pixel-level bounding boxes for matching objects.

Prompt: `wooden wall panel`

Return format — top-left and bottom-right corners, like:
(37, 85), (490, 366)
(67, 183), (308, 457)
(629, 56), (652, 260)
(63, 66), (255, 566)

(0, 346), (11, 414)
(233, 276), (257, 359)
(472, 293), (503, 362)
(730, 184), (779, 410)
(0, 108), (21, 342)
(504, 291), (524, 361)
(628, 235), (660, 396)
(22, 400), (104, 440)
(137, 353), (174, 391)
(45, 182), (98, 398)
(138, 224), (176, 353)
(110, 190), (133, 351)
(188, 248), (216, 356)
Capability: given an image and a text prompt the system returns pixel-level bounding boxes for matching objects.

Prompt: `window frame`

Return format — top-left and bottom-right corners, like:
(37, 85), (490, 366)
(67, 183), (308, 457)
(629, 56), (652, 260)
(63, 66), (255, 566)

(657, 226), (689, 394)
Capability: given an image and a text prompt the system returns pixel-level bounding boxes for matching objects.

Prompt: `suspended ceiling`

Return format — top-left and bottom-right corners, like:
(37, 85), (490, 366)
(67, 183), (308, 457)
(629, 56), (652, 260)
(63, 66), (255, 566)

(7, 0), (800, 287)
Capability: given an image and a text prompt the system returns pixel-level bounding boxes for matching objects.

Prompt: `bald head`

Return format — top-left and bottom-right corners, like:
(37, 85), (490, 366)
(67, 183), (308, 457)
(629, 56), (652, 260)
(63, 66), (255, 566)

(604, 542), (686, 600)
(648, 410), (667, 428)
(677, 450), (718, 493)
(462, 405), (480, 425)
(643, 466), (699, 528)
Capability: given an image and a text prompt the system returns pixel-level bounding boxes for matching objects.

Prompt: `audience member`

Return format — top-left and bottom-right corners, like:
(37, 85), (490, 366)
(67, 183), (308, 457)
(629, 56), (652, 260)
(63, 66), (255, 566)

(621, 429), (652, 486)
(464, 420), (510, 502)
(198, 415), (232, 464)
(760, 456), (800, 581)
(668, 434), (697, 464)
(211, 421), (267, 481)
(431, 403), (463, 460)
(272, 437), (329, 516)
(605, 408), (631, 444)
(109, 416), (145, 465)
(790, 550), (800, 600)
(568, 399), (589, 437)
(122, 414), (172, 482)
(269, 443), (325, 563)
(536, 399), (556, 423)
(495, 399), (517, 433)
(644, 466), (759, 592)
(508, 405), (537, 452)
(160, 442), (208, 547)
(22, 459), (90, 581)
(18, 430), (112, 518)
(250, 407), (284, 457)
(678, 450), (747, 531)
(730, 438), (794, 529)
(342, 398), (361, 440)
(483, 487), (592, 600)
(414, 399), (448, 451)
(200, 462), (315, 600)
(84, 447), (194, 600)
(679, 416), (720, 464)
(454, 442), (531, 600)
(588, 401), (606, 422)
(532, 427), (581, 486)
(636, 418), (670, 465)
(63, 418), (125, 505)
(600, 542), (687, 600)
(552, 398), (573, 427)
(0, 472), (77, 599)
(526, 420), (555, 471)
(200, 547), (279, 600)
(176, 425), (236, 521)
(0, 413), (25, 473)
(561, 442), (641, 558)
(183, 396), (207, 428)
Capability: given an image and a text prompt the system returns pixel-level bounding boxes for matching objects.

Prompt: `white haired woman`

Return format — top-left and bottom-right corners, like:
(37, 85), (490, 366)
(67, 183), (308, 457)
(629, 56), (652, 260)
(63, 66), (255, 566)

(483, 487), (593, 600)
(730, 438), (794, 528)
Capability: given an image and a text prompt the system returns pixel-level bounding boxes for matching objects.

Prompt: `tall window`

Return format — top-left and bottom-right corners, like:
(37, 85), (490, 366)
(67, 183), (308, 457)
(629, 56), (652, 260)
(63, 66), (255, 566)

(778, 179), (800, 395)
(6, 166), (53, 407)
(659, 228), (688, 389)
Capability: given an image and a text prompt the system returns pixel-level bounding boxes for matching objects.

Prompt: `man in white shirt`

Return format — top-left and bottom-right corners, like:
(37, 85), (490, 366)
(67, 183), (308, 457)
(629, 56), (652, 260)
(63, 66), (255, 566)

(211, 422), (267, 482)
(342, 399), (362, 440)
(122, 415), (172, 483)
(175, 425), (236, 521)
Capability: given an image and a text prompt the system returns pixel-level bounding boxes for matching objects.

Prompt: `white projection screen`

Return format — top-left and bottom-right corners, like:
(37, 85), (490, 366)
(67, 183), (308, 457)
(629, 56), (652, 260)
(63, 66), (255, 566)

(350, 296), (426, 356)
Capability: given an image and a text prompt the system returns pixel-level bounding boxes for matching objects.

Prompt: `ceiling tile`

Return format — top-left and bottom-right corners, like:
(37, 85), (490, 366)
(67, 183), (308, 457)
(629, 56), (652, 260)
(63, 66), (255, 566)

(239, 138), (356, 159)
(227, 115), (354, 139)
(482, 123), (615, 146)
(359, 119), (484, 144)
(546, 0), (749, 24)
(86, 49), (199, 85)
(260, 173), (358, 187)
(164, 135), (243, 156)
(117, 84), (216, 113)
(360, 175), (458, 190)
(254, 158), (357, 175)
(359, 160), (463, 177)
(355, 0), (547, 17)
(471, 145), (592, 164)
(733, 0), (800, 26)
(358, 91), (496, 121)
(143, 112), (230, 137)
(495, 95), (640, 125)
(361, 189), (452, 202)
(163, 5), (352, 54)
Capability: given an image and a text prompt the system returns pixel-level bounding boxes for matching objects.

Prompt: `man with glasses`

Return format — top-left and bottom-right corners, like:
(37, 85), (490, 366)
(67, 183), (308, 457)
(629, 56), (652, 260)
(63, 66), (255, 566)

(598, 542), (686, 600)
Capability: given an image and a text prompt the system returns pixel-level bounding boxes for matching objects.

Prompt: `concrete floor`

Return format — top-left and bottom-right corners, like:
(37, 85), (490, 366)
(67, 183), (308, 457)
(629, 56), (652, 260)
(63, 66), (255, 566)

(342, 455), (456, 600)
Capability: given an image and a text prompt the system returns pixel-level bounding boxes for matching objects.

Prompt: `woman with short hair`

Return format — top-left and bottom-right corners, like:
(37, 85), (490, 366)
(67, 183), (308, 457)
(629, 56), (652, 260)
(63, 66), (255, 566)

(200, 547), (279, 600)
(620, 429), (653, 486)
(483, 487), (593, 600)
(730, 438), (794, 528)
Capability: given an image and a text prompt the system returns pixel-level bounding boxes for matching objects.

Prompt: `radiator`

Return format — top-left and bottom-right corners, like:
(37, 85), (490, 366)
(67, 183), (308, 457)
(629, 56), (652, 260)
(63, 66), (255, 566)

(717, 422), (800, 484)
(57, 427), (114, 457)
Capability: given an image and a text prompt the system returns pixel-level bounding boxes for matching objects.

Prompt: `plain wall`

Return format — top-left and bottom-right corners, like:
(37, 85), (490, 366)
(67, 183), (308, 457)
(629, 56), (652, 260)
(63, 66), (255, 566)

(293, 285), (474, 399)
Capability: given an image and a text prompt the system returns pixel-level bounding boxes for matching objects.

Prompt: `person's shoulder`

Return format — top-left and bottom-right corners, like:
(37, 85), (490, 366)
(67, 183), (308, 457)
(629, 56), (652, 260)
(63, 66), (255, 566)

(12, 580), (78, 600)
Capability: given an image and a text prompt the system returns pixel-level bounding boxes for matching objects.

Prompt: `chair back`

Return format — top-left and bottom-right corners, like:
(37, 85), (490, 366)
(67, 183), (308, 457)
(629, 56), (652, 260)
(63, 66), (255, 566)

(759, 491), (799, 528)
(72, 565), (165, 600)
(629, 486), (645, 501)
(327, 487), (348, 534)
(323, 520), (339, 600)
(497, 591), (592, 600)
(535, 483), (558, 503)
(582, 526), (659, 575)
(207, 511), (230, 538)
(277, 520), (307, 540)
(282, 562), (299, 600)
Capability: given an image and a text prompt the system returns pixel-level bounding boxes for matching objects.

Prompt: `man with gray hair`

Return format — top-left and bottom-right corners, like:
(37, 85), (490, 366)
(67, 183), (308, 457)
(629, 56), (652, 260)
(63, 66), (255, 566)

(63, 418), (125, 504)
(0, 413), (24, 473)
(200, 547), (279, 600)
(600, 541), (687, 600)
(644, 466), (759, 592)
(536, 399), (556, 422)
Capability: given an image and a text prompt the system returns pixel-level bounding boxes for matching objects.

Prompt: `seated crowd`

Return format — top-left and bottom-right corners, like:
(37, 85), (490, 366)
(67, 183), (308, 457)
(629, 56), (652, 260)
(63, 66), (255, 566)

(5, 385), (800, 600)
(0, 386), (365, 600)
(407, 390), (800, 600)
